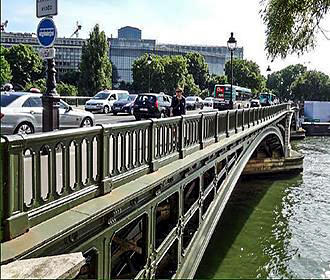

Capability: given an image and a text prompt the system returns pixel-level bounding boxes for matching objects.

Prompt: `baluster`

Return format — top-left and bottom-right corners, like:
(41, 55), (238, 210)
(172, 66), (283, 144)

(141, 129), (146, 164)
(129, 131), (134, 169)
(113, 134), (119, 175)
(162, 125), (166, 156)
(136, 129), (141, 166)
(75, 141), (82, 189)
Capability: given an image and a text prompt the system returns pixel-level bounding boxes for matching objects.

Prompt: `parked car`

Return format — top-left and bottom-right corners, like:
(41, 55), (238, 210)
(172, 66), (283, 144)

(250, 99), (261, 108)
(0, 91), (95, 135)
(84, 90), (129, 114)
(186, 96), (204, 110)
(133, 93), (171, 120)
(112, 94), (137, 115)
(203, 97), (214, 107)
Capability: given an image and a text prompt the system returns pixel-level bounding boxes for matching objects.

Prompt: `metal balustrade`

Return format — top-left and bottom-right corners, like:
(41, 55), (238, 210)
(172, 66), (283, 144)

(0, 104), (289, 241)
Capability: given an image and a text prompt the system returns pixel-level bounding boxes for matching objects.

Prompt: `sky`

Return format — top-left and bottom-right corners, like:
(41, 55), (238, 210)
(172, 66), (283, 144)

(2, 0), (330, 76)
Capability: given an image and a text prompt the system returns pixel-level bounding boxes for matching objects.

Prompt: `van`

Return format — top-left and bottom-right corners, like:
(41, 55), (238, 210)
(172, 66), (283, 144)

(85, 90), (129, 114)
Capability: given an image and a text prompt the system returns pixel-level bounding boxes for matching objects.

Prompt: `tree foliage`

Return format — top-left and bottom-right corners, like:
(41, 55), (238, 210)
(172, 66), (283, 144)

(24, 79), (78, 96)
(267, 64), (307, 100)
(291, 70), (330, 101)
(0, 46), (12, 86)
(132, 53), (201, 96)
(61, 70), (80, 87)
(261, 0), (330, 58)
(79, 24), (112, 96)
(132, 54), (165, 93)
(56, 82), (78, 96)
(225, 59), (265, 94)
(24, 78), (46, 93)
(163, 55), (189, 94)
(184, 52), (209, 90)
(4, 44), (43, 88)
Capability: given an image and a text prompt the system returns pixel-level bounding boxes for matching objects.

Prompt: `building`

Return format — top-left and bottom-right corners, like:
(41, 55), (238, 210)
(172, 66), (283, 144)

(0, 32), (85, 80)
(109, 26), (244, 85)
(1, 27), (244, 87)
(118, 26), (142, 40)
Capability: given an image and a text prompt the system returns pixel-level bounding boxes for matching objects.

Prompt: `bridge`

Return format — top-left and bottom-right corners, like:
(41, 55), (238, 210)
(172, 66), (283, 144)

(0, 104), (301, 278)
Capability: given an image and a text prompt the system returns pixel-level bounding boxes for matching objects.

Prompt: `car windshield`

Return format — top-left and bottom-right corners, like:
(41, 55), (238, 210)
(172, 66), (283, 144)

(0, 93), (20, 107)
(186, 97), (196, 101)
(92, 92), (109, 100)
(128, 95), (137, 101)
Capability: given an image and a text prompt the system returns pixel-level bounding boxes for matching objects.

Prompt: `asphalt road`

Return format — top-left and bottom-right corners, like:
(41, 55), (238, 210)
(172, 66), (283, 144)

(94, 106), (216, 125)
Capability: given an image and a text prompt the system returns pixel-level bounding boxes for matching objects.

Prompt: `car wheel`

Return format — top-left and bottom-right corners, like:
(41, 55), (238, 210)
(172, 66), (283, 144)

(80, 117), (93, 127)
(103, 106), (110, 114)
(160, 112), (165, 118)
(201, 104), (204, 110)
(15, 122), (34, 135)
(113, 112), (118, 116)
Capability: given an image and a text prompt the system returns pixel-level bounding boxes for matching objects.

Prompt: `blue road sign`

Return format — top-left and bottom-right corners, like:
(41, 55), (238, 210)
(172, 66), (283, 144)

(37, 17), (57, 48)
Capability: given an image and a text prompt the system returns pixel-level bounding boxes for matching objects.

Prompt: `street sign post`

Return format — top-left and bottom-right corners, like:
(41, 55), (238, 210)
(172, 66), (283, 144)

(37, 0), (58, 18)
(37, 17), (57, 48)
(39, 47), (56, 59)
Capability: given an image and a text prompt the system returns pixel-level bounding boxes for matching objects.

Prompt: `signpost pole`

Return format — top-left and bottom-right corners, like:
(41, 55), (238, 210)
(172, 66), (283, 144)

(42, 56), (59, 132)
(36, 12), (59, 132)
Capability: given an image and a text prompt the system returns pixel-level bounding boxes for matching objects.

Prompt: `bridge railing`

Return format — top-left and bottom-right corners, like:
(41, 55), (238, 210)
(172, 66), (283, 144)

(0, 104), (289, 241)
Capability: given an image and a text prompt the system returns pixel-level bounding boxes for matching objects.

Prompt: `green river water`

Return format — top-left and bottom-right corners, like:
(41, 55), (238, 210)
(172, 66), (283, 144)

(196, 137), (330, 279)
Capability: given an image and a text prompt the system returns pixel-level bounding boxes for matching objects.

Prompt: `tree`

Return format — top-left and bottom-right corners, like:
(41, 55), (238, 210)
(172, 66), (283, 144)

(185, 52), (209, 90)
(56, 82), (78, 96)
(225, 59), (265, 94)
(267, 64), (307, 100)
(162, 55), (189, 94)
(132, 54), (165, 93)
(79, 24), (112, 96)
(261, 0), (330, 58)
(0, 46), (12, 86)
(24, 78), (46, 93)
(5, 44), (43, 88)
(184, 73), (200, 96)
(291, 70), (330, 101)
(61, 70), (80, 87)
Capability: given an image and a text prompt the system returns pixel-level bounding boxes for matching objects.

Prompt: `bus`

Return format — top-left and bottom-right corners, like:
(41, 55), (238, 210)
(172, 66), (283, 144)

(213, 84), (252, 110)
(259, 92), (278, 107)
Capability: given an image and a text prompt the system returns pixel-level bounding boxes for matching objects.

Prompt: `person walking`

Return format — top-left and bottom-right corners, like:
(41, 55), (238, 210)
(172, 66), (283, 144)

(171, 87), (186, 116)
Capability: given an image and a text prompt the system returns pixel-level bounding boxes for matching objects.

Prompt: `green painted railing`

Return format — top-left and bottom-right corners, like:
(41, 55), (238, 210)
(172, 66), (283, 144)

(0, 104), (289, 241)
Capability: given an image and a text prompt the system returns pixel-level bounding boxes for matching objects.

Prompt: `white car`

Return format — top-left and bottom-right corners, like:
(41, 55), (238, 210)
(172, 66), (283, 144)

(203, 97), (214, 107)
(1, 91), (95, 135)
(84, 90), (129, 114)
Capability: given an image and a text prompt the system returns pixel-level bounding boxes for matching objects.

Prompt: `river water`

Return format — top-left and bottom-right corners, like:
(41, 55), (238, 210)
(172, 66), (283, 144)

(196, 137), (330, 279)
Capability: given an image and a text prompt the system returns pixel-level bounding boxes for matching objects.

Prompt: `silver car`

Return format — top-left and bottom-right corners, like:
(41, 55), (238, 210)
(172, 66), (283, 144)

(1, 91), (95, 135)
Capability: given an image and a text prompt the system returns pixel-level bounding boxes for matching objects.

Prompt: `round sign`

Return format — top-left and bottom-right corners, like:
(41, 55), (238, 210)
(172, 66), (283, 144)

(37, 18), (57, 48)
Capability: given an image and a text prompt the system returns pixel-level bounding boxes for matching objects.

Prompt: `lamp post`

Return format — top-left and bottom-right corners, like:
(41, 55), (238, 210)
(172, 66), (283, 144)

(147, 54), (152, 93)
(227, 32), (237, 109)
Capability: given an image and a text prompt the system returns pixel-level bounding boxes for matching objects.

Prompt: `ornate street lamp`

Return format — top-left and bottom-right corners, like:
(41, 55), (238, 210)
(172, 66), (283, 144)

(227, 32), (237, 109)
(147, 54), (152, 93)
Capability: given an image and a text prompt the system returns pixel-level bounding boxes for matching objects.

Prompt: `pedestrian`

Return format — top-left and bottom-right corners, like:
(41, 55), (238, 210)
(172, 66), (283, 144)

(171, 87), (186, 116)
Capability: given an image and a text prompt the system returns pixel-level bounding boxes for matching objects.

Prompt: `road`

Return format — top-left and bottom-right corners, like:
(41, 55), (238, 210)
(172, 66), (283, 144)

(93, 106), (216, 125)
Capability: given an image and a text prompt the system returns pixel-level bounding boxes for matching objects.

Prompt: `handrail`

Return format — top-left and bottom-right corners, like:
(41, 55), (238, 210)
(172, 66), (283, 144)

(0, 103), (290, 241)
